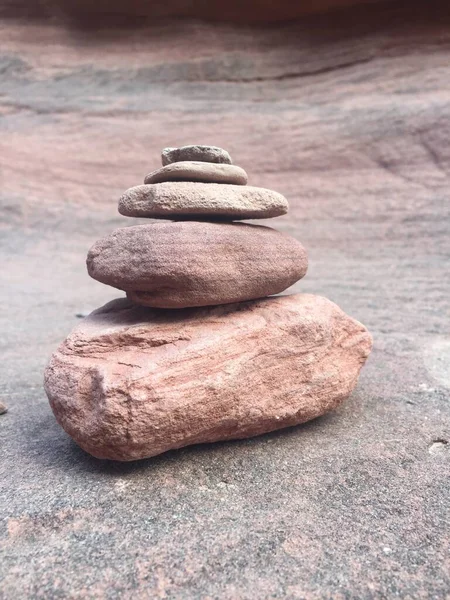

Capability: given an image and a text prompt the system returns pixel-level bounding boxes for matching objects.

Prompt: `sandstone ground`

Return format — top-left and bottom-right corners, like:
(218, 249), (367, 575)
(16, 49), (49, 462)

(1, 2), (449, 597)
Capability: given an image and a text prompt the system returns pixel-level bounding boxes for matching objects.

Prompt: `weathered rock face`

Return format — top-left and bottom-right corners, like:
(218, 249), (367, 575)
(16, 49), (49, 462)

(162, 145), (232, 165)
(87, 221), (307, 308)
(32, 0), (386, 25)
(144, 162), (248, 185)
(118, 182), (288, 220)
(44, 294), (373, 461)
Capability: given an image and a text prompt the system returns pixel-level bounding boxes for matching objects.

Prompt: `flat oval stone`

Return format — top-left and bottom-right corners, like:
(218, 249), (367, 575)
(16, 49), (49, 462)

(86, 221), (308, 308)
(44, 294), (372, 461)
(118, 182), (288, 220)
(144, 162), (247, 185)
(162, 145), (232, 165)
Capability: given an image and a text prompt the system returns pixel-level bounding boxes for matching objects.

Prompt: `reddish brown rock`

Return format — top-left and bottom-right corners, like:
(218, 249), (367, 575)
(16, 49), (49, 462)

(144, 162), (247, 185)
(118, 182), (288, 220)
(87, 221), (307, 308)
(44, 294), (373, 461)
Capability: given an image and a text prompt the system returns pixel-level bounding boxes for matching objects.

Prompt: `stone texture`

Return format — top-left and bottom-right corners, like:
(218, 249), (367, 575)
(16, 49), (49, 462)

(118, 182), (288, 220)
(6, 0), (386, 24)
(44, 294), (372, 461)
(162, 145), (232, 166)
(87, 221), (307, 308)
(3, 3), (450, 598)
(144, 161), (247, 185)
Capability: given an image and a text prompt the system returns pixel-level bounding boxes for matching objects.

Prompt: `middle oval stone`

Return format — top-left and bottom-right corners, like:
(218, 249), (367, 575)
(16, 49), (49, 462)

(87, 222), (308, 308)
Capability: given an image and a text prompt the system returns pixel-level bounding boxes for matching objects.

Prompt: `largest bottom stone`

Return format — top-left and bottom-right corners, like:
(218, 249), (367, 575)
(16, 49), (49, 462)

(44, 294), (372, 461)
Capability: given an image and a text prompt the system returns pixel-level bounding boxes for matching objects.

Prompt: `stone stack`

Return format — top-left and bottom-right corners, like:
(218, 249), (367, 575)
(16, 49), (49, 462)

(44, 145), (372, 461)
(87, 145), (307, 309)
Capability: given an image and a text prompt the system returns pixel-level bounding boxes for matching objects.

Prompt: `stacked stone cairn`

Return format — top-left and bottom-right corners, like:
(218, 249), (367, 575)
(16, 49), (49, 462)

(45, 145), (372, 461)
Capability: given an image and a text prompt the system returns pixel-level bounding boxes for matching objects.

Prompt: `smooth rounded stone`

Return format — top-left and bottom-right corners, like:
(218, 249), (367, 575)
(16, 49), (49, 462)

(144, 161), (247, 185)
(118, 182), (288, 220)
(44, 294), (373, 461)
(162, 145), (232, 166)
(86, 221), (307, 308)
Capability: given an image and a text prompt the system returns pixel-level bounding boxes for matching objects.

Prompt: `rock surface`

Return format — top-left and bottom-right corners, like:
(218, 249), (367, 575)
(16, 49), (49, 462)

(162, 145), (232, 165)
(44, 294), (372, 461)
(87, 221), (307, 308)
(118, 182), (288, 220)
(7, 0), (384, 24)
(144, 161), (247, 185)
(4, 3), (450, 596)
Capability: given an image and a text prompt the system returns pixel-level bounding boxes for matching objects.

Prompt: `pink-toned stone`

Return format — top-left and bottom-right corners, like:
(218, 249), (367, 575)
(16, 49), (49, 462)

(86, 221), (307, 308)
(144, 161), (247, 185)
(118, 182), (288, 220)
(44, 294), (372, 461)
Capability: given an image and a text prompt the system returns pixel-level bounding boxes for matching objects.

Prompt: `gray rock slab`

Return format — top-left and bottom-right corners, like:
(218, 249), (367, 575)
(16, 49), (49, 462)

(118, 182), (288, 220)
(162, 145), (232, 165)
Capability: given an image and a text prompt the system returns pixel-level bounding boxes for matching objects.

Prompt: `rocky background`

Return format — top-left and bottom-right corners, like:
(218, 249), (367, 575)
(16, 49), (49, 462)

(1, 0), (449, 597)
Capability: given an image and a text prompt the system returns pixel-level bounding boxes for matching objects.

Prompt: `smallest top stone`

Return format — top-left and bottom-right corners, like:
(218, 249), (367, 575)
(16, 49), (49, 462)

(162, 145), (232, 166)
